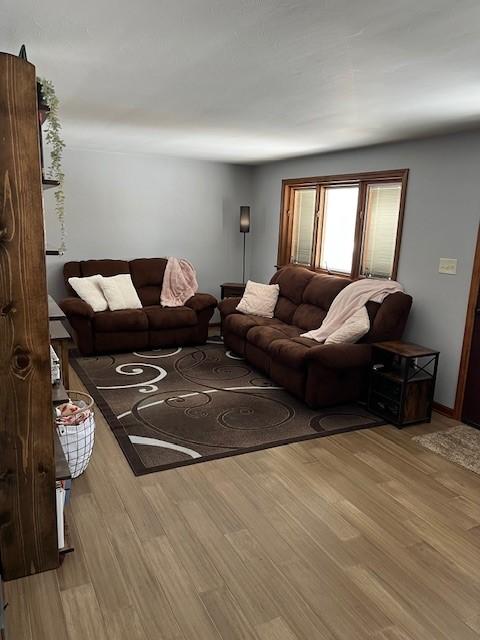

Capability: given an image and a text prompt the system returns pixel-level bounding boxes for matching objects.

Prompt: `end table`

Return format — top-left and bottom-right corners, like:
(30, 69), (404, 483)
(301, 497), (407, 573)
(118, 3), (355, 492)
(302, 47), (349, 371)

(367, 340), (440, 427)
(221, 282), (246, 299)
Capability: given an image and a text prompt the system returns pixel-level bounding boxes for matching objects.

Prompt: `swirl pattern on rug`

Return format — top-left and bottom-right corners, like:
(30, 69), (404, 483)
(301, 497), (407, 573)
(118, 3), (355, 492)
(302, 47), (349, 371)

(71, 341), (384, 475)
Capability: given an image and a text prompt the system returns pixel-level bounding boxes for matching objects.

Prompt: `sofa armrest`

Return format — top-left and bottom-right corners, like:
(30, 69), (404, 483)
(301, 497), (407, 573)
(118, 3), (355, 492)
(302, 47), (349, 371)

(218, 297), (241, 317)
(185, 293), (217, 313)
(59, 297), (95, 319)
(305, 343), (372, 370)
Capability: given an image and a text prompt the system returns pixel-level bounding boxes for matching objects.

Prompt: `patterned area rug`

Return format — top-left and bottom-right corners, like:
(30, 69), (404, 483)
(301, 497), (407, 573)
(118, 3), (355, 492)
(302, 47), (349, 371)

(71, 338), (384, 475)
(413, 425), (480, 475)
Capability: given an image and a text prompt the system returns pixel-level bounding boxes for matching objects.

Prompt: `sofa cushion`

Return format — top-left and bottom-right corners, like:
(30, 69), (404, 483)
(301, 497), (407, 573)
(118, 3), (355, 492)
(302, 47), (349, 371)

(130, 258), (167, 306)
(130, 258), (168, 288)
(144, 306), (197, 329)
(292, 273), (351, 330)
(292, 304), (327, 331)
(247, 323), (302, 352)
(273, 296), (298, 324)
(269, 337), (317, 370)
(270, 266), (315, 305)
(302, 273), (350, 310)
(223, 313), (283, 338)
(94, 309), (148, 332)
(80, 259), (130, 278)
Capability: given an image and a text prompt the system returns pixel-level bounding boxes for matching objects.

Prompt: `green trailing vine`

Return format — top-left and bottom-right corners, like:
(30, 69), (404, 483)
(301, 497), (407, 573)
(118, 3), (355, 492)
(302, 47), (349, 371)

(39, 77), (66, 252)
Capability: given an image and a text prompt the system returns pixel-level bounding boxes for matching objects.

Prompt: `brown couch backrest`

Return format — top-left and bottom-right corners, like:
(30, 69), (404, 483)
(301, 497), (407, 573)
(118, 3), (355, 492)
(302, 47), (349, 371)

(64, 258), (168, 306)
(270, 266), (412, 343)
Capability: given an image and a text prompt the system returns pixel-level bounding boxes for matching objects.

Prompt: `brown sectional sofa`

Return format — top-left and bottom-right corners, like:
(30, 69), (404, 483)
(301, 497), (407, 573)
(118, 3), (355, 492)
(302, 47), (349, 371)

(60, 258), (217, 355)
(219, 266), (412, 408)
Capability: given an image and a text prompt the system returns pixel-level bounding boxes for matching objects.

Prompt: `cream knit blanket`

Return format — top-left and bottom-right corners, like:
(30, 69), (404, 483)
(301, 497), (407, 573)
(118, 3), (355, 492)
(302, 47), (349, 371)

(301, 278), (404, 343)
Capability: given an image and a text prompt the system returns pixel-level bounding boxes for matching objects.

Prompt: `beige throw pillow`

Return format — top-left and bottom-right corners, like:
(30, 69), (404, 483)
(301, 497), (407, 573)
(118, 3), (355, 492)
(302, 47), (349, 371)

(324, 306), (370, 344)
(99, 274), (143, 311)
(236, 280), (280, 318)
(68, 275), (108, 312)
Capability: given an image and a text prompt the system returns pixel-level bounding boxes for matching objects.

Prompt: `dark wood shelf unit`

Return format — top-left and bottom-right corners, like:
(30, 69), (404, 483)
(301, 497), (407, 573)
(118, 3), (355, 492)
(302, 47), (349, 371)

(38, 103), (49, 125)
(37, 80), (49, 125)
(50, 319), (71, 388)
(59, 520), (74, 557)
(48, 294), (66, 320)
(54, 422), (74, 560)
(54, 431), (71, 481)
(52, 381), (69, 406)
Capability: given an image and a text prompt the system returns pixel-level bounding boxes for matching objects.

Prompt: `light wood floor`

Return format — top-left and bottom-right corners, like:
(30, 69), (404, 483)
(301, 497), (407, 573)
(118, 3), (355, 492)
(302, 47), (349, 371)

(6, 367), (480, 640)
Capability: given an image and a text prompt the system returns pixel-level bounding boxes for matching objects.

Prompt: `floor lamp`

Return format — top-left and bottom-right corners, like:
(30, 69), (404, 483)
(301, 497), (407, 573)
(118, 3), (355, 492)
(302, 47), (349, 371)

(240, 206), (250, 283)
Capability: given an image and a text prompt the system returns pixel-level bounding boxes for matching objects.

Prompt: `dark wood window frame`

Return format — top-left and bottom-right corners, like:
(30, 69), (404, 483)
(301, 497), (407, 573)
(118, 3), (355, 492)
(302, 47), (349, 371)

(277, 168), (409, 279)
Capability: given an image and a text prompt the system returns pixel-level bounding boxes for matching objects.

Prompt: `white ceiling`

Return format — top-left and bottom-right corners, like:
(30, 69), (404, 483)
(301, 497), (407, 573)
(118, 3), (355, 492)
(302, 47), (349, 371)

(3, 0), (480, 163)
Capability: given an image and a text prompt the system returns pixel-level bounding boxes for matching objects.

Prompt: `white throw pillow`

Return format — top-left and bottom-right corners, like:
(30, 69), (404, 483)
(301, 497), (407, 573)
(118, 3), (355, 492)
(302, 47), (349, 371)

(324, 306), (370, 344)
(68, 275), (108, 312)
(99, 274), (143, 311)
(236, 280), (280, 318)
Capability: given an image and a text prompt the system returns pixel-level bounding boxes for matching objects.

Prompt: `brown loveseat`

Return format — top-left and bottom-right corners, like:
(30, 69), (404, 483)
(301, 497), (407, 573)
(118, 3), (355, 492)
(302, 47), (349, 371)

(60, 259), (217, 355)
(219, 266), (412, 408)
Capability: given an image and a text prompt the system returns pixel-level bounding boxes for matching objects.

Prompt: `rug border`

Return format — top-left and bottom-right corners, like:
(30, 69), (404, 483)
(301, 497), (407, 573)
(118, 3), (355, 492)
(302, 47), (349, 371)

(70, 349), (385, 476)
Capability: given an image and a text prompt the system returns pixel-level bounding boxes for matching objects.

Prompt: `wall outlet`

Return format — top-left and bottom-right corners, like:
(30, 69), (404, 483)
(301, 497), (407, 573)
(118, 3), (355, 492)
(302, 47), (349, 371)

(438, 258), (457, 275)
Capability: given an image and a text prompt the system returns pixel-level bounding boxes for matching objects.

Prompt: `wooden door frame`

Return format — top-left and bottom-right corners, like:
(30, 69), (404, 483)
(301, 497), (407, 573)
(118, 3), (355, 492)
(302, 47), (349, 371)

(449, 222), (480, 420)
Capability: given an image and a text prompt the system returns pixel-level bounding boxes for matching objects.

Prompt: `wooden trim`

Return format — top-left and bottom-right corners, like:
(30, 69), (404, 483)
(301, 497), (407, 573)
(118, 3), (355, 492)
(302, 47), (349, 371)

(277, 169), (409, 279)
(312, 185), (324, 267)
(282, 168), (408, 188)
(453, 222), (480, 420)
(351, 181), (367, 280)
(391, 170), (409, 279)
(432, 402), (455, 419)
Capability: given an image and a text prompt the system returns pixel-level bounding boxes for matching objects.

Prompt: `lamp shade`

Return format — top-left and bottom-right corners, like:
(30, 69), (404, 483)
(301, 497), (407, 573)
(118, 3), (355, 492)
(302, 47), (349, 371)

(240, 206), (250, 233)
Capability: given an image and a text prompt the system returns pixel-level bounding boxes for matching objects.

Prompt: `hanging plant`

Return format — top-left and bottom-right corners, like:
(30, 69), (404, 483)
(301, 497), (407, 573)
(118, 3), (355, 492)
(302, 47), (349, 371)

(39, 77), (66, 252)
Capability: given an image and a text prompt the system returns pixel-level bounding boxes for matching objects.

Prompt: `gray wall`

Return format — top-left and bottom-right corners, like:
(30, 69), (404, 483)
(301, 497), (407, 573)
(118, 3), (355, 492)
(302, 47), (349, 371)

(47, 132), (480, 408)
(251, 131), (480, 408)
(45, 148), (254, 315)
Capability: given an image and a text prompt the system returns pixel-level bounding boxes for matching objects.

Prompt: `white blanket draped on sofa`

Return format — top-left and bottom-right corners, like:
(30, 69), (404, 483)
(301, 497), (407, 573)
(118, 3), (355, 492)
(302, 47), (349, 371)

(302, 278), (404, 343)
(161, 257), (198, 307)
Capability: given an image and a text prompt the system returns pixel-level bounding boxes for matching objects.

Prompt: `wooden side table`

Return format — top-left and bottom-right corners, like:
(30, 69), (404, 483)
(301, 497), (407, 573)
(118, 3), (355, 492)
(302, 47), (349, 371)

(220, 282), (246, 299)
(367, 340), (440, 427)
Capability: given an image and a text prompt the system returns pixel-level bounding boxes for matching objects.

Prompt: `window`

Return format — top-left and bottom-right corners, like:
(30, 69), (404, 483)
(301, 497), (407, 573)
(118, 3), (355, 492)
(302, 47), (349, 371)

(277, 169), (408, 279)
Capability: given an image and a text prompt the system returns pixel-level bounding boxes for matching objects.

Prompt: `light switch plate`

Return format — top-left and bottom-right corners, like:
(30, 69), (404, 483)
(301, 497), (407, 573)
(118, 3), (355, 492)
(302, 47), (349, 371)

(439, 258), (457, 274)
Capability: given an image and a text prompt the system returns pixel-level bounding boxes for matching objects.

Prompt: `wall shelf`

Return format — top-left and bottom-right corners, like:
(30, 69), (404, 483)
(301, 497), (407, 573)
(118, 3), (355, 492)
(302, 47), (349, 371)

(42, 178), (59, 190)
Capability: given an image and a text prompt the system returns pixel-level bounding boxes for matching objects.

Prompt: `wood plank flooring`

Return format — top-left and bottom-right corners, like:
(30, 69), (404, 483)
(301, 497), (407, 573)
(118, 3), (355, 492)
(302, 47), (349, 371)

(6, 368), (480, 639)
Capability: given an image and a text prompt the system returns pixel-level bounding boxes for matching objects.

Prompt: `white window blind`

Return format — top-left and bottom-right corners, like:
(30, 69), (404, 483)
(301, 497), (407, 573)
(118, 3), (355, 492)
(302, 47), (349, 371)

(290, 188), (316, 265)
(361, 183), (402, 278)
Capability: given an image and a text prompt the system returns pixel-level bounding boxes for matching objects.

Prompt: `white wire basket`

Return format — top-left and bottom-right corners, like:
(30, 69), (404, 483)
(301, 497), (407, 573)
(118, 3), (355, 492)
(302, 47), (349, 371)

(55, 391), (95, 479)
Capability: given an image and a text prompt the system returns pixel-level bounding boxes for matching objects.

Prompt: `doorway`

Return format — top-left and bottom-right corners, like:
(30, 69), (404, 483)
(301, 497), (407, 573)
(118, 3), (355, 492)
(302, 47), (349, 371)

(456, 223), (480, 426)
